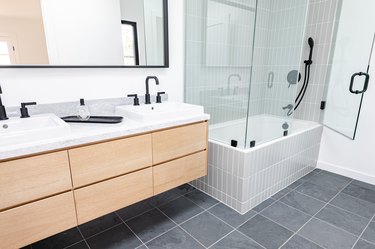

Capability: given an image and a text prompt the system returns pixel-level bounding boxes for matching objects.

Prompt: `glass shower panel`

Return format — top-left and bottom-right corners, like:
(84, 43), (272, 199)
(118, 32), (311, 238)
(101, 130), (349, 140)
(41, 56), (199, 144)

(245, 0), (309, 148)
(323, 0), (375, 139)
(185, 0), (257, 148)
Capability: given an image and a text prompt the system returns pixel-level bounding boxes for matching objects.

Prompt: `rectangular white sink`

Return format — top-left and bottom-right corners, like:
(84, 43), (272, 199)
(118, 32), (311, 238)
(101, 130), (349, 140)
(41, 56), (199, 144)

(115, 102), (204, 122)
(0, 114), (71, 147)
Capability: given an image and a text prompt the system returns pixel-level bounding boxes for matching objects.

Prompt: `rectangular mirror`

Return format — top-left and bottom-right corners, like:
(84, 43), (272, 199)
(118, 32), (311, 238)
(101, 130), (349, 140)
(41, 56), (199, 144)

(0, 0), (169, 68)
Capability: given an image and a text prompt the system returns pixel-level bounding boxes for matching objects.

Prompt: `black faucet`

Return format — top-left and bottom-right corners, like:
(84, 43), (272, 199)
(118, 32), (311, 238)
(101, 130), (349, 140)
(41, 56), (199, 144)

(145, 76), (159, 104)
(0, 85), (8, 120)
(20, 102), (37, 118)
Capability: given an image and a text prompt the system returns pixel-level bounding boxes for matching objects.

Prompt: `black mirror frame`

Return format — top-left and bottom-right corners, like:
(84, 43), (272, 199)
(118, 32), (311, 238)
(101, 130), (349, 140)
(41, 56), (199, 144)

(0, 0), (169, 69)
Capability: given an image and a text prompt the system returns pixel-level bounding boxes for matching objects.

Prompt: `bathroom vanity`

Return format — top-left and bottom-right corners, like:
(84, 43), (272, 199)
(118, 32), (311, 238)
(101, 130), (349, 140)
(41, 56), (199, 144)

(0, 115), (208, 249)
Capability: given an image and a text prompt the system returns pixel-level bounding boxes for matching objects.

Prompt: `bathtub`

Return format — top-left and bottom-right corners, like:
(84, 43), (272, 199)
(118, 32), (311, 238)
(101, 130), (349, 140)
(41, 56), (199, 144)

(191, 115), (323, 214)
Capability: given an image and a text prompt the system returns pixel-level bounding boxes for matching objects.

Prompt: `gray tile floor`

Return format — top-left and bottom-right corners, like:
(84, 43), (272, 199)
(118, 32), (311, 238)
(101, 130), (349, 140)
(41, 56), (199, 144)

(24, 169), (375, 249)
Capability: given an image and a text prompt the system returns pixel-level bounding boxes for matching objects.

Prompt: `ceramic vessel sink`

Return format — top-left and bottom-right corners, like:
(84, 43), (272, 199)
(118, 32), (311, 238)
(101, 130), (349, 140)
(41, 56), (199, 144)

(0, 114), (70, 147)
(115, 102), (204, 122)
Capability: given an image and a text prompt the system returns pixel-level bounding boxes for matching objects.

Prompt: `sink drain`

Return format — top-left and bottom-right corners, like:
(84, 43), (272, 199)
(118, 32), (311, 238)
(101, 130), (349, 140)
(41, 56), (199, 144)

(2, 124), (8, 129)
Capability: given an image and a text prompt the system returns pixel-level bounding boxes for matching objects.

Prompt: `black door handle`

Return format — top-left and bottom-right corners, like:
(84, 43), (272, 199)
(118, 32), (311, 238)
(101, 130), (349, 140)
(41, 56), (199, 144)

(349, 72), (370, 94)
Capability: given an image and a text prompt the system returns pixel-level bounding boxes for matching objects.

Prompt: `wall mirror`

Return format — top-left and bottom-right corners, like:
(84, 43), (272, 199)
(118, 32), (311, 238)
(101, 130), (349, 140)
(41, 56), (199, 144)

(0, 0), (169, 68)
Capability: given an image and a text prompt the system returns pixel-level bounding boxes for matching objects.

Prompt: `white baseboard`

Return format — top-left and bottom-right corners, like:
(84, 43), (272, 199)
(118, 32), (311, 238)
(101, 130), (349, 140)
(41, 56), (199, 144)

(317, 161), (375, 185)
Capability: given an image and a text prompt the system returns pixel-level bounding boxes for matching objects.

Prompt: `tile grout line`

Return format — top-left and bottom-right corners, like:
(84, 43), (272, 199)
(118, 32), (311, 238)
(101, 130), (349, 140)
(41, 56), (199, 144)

(153, 206), (208, 249)
(76, 227), (92, 249)
(350, 214), (375, 249)
(279, 189), (374, 222)
(278, 179), (354, 249)
(115, 212), (149, 249)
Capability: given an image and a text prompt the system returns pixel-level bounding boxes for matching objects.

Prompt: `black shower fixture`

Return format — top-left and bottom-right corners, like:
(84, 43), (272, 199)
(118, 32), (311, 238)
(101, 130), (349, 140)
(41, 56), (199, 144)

(294, 37), (314, 111)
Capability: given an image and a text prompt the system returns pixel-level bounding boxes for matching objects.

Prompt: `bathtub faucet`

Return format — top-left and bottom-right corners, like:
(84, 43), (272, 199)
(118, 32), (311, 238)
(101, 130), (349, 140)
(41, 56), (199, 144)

(227, 74), (241, 95)
(282, 104), (294, 116)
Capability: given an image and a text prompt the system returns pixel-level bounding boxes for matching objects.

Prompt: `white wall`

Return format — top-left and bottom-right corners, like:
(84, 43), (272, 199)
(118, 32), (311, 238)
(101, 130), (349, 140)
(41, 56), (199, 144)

(41, 0), (124, 65)
(318, 47), (375, 184)
(0, 1), (184, 107)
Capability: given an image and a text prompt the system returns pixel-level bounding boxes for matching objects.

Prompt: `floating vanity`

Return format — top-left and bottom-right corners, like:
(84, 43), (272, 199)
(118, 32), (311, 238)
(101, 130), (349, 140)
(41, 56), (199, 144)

(0, 102), (209, 249)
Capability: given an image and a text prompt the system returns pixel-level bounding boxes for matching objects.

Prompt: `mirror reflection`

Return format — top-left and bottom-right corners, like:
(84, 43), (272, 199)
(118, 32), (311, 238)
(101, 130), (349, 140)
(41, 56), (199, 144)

(0, 0), (168, 67)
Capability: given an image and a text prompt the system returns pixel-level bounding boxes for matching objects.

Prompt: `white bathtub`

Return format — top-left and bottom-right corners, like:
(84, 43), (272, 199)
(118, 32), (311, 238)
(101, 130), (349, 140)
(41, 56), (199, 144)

(191, 115), (323, 214)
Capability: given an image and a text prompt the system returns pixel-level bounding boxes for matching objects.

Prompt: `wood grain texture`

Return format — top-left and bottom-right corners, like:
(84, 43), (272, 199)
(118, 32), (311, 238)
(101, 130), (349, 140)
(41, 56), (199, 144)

(153, 151), (208, 195)
(0, 192), (77, 249)
(152, 122), (207, 164)
(74, 167), (153, 224)
(0, 151), (72, 210)
(69, 134), (152, 188)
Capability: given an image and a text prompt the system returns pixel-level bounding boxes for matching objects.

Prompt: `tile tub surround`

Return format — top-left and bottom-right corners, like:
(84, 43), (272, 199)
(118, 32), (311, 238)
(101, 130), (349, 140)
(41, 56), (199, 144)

(191, 122), (323, 214)
(0, 98), (209, 160)
(24, 172), (375, 249)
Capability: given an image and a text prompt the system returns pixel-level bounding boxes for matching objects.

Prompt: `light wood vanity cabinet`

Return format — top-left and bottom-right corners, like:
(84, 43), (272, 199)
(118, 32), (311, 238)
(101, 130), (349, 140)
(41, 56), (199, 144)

(69, 134), (152, 188)
(75, 168), (153, 224)
(0, 192), (77, 249)
(0, 151), (72, 211)
(0, 121), (208, 249)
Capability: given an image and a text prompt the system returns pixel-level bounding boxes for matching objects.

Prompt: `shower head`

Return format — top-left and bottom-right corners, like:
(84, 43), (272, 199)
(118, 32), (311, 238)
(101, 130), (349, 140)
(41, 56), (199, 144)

(308, 37), (314, 48)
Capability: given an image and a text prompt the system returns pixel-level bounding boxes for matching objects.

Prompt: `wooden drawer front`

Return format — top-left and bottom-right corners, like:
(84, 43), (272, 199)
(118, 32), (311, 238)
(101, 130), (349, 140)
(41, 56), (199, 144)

(152, 122), (207, 164)
(0, 192), (77, 249)
(0, 151), (72, 210)
(69, 134), (152, 188)
(74, 167), (153, 224)
(153, 151), (207, 195)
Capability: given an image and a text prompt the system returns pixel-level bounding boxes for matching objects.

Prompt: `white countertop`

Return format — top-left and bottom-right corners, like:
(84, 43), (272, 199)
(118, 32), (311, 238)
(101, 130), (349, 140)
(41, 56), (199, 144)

(0, 114), (210, 161)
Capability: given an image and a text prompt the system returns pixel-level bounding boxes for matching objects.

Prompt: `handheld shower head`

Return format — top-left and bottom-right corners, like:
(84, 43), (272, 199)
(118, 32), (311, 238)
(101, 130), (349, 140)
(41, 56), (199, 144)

(308, 37), (314, 49)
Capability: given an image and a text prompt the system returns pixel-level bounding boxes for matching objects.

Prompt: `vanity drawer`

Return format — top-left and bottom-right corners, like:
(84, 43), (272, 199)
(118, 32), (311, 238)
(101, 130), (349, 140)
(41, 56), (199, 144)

(74, 167), (153, 224)
(152, 122), (208, 164)
(69, 134), (152, 188)
(0, 191), (77, 249)
(0, 151), (72, 210)
(153, 151), (207, 195)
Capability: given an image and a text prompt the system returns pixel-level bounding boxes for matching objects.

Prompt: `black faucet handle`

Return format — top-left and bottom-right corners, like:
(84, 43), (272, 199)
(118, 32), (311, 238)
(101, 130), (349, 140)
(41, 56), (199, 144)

(127, 94), (140, 106)
(156, 92), (166, 103)
(20, 102), (37, 118)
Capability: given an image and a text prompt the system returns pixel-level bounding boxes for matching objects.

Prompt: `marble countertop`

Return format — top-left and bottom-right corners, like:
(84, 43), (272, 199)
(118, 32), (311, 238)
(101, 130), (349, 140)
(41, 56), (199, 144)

(0, 114), (210, 161)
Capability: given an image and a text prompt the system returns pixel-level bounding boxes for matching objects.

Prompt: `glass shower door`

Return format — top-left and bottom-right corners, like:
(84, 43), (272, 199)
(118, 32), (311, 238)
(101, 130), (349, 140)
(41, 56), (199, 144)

(323, 0), (375, 139)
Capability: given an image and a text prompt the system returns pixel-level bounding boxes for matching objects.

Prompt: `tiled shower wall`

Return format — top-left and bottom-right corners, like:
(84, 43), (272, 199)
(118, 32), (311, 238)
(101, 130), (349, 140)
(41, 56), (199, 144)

(191, 124), (323, 214)
(294, 0), (340, 122)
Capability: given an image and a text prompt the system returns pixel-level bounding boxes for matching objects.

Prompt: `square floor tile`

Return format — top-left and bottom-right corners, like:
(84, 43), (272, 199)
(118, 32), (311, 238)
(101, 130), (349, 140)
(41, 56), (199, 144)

(280, 235), (323, 249)
(342, 181), (375, 204)
(295, 181), (338, 202)
(330, 193), (375, 219)
(353, 239), (375, 249)
(180, 211), (233, 247)
(32, 227), (83, 249)
(361, 222), (375, 244)
(238, 214), (293, 249)
(148, 189), (182, 207)
(210, 231), (263, 249)
(116, 199), (154, 221)
(175, 184), (196, 195)
(261, 201), (311, 232)
(280, 190), (325, 215)
(146, 227), (204, 249)
(307, 171), (351, 192)
(126, 209), (176, 242)
(79, 213), (122, 238)
(316, 205), (369, 235)
(271, 187), (293, 200)
(288, 179), (305, 189)
(65, 241), (89, 249)
(184, 189), (219, 209)
(208, 202), (256, 227)
(252, 198), (275, 212)
(298, 218), (358, 249)
(86, 224), (142, 249)
(159, 196), (204, 224)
